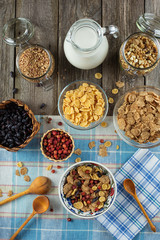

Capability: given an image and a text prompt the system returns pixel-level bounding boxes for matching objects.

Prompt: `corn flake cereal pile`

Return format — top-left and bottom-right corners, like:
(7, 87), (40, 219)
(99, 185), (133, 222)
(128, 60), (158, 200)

(63, 83), (105, 127)
(117, 91), (160, 143)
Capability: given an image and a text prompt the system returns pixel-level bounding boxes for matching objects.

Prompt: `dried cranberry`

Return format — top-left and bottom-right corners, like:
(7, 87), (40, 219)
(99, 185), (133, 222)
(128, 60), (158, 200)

(85, 170), (90, 174)
(110, 188), (114, 196)
(72, 170), (76, 175)
(100, 139), (104, 143)
(95, 207), (99, 212)
(67, 218), (71, 222)
(81, 192), (85, 196)
(86, 195), (90, 199)
(58, 121), (63, 126)
(50, 208), (54, 212)
(57, 165), (62, 169)
(51, 169), (55, 173)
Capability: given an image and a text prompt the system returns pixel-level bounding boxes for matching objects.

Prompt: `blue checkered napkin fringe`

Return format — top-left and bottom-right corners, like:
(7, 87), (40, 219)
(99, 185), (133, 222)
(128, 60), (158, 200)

(97, 149), (160, 240)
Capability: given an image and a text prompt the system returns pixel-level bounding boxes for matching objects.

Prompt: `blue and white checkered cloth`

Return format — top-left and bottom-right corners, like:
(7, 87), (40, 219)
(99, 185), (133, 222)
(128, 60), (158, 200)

(97, 149), (160, 240)
(1, 116), (160, 240)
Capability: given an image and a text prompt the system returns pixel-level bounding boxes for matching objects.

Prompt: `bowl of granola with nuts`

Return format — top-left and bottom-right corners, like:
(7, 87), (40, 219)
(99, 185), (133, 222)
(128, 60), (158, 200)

(58, 161), (117, 218)
(16, 44), (55, 83)
(58, 80), (108, 130)
(113, 86), (160, 148)
(119, 33), (160, 76)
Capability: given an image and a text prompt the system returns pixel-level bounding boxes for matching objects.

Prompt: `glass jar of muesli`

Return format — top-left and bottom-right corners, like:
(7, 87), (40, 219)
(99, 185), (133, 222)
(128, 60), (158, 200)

(2, 18), (55, 91)
(119, 13), (160, 76)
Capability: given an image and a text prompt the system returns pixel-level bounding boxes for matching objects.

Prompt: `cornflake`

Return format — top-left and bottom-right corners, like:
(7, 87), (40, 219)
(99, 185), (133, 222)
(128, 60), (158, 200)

(112, 88), (119, 94)
(24, 175), (31, 182)
(117, 90), (160, 143)
(46, 165), (53, 171)
(17, 161), (23, 168)
(20, 167), (28, 175)
(100, 121), (108, 128)
(116, 145), (120, 150)
(99, 145), (108, 157)
(73, 201), (83, 209)
(88, 141), (95, 149)
(74, 148), (81, 155)
(63, 83), (105, 127)
(95, 73), (102, 79)
(104, 141), (112, 147)
(116, 81), (124, 88)
(75, 157), (81, 163)
(108, 97), (114, 104)
(15, 169), (20, 176)
(8, 190), (13, 197)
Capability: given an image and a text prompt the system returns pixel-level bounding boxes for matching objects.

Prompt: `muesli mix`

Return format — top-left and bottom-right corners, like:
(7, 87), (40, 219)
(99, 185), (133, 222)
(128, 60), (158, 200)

(63, 164), (113, 213)
(18, 46), (55, 81)
(120, 35), (159, 75)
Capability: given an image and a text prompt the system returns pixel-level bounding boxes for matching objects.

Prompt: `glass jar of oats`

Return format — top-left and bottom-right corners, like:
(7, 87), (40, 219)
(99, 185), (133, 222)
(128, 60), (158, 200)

(2, 18), (55, 90)
(119, 13), (160, 76)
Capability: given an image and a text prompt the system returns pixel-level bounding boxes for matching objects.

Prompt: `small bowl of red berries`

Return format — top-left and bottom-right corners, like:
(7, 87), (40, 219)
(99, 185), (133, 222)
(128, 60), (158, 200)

(40, 128), (75, 162)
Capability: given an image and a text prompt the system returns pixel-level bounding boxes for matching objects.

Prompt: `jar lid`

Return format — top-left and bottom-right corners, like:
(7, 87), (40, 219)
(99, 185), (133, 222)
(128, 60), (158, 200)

(2, 18), (34, 46)
(136, 13), (160, 38)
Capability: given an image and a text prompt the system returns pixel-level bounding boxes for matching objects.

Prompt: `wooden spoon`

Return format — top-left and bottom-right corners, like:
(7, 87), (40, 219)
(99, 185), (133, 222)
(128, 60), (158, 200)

(123, 178), (156, 232)
(0, 176), (51, 206)
(10, 195), (50, 240)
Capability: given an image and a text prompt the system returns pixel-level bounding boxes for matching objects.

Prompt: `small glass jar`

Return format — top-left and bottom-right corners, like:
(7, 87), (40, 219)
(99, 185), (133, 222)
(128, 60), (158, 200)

(3, 18), (55, 90)
(64, 18), (119, 70)
(119, 13), (160, 76)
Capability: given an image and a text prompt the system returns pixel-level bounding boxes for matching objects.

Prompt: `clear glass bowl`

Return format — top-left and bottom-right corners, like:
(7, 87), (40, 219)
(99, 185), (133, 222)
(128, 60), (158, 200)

(58, 161), (117, 219)
(58, 80), (108, 130)
(113, 86), (160, 148)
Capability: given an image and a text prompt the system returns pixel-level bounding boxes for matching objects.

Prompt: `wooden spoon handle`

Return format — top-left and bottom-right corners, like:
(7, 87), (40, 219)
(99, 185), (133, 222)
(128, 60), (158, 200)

(0, 189), (30, 206)
(135, 196), (156, 232)
(10, 211), (36, 240)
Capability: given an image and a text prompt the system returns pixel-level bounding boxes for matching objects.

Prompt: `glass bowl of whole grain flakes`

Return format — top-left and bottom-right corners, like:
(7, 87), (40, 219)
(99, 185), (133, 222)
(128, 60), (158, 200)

(58, 161), (117, 218)
(113, 86), (160, 148)
(58, 80), (108, 130)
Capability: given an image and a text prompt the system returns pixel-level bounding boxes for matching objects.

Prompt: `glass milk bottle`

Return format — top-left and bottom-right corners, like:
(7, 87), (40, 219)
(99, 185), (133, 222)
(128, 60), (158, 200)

(64, 18), (119, 70)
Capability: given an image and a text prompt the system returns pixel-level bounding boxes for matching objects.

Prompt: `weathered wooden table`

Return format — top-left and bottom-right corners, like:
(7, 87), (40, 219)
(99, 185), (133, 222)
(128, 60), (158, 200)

(0, 0), (160, 115)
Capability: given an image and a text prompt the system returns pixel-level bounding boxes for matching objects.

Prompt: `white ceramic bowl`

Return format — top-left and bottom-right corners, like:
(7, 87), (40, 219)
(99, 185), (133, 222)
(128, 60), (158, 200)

(58, 161), (117, 219)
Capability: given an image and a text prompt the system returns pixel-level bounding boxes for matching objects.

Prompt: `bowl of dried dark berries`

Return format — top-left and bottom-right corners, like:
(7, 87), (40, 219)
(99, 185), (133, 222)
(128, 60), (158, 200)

(0, 99), (40, 152)
(40, 128), (75, 162)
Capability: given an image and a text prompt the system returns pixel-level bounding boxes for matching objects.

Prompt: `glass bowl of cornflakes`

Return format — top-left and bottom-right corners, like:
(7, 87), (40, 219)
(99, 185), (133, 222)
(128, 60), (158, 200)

(58, 80), (108, 130)
(113, 86), (160, 148)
